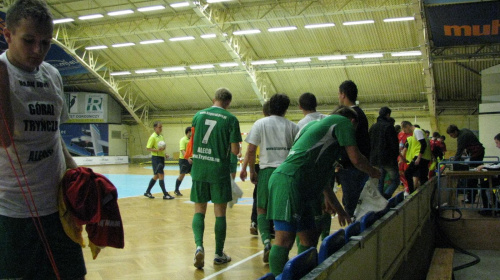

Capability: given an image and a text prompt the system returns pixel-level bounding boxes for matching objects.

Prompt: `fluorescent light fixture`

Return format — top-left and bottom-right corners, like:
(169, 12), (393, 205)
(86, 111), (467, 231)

(233, 29), (261, 35)
(110, 71), (131, 76)
(343, 20), (375, 26)
(251, 60), (277, 65)
(219, 62), (239, 67)
(108, 10), (134, 16)
(85, 45), (108, 50)
(170, 2), (190, 8)
(318, 55), (347, 60)
(268, 26), (297, 32)
(304, 23), (335, 29)
(190, 64), (215, 70)
(201, 34), (217, 39)
(391, 51), (422, 57)
(169, 36), (195, 42)
(135, 69), (157, 74)
(383, 17), (415, 22)
(137, 5), (165, 12)
(78, 14), (104, 20)
(353, 53), (383, 58)
(162, 67), (186, 72)
(112, 42), (135, 48)
(53, 18), (74, 24)
(207, 0), (232, 3)
(283, 57), (311, 63)
(140, 39), (165, 45)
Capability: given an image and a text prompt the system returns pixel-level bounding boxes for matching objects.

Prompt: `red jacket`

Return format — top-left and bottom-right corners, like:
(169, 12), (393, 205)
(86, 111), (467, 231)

(62, 167), (124, 249)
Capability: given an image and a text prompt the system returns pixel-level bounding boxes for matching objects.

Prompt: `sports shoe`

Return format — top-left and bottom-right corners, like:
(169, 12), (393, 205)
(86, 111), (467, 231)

(193, 247), (204, 269)
(163, 193), (175, 200)
(250, 222), (258, 235)
(174, 191), (183, 196)
(214, 252), (231, 265)
(263, 243), (271, 263)
(144, 192), (154, 199)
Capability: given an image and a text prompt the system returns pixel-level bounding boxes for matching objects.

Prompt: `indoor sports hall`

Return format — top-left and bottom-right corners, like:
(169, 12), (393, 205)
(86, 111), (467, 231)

(1, 0), (500, 279)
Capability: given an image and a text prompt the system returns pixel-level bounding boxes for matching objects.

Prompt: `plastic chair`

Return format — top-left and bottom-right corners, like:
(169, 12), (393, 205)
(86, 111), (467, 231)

(359, 211), (376, 232)
(258, 272), (275, 280)
(344, 221), (361, 242)
(388, 195), (399, 208)
(276, 247), (318, 280)
(318, 229), (345, 264)
(394, 191), (405, 204)
(374, 206), (390, 220)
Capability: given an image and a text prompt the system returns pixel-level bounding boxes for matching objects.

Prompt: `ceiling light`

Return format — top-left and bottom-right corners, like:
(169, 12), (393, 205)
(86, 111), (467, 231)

(207, 0), (233, 3)
(353, 53), (383, 58)
(233, 29), (261, 35)
(110, 71), (131, 76)
(283, 58), (311, 63)
(85, 45), (108, 50)
(162, 67), (186, 72)
(343, 20), (375, 26)
(391, 51), (422, 56)
(251, 60), (277, 65)
(78, 14), (104, 20)
(135, 69), (158, 74)
(318, 55), (347, 60)
(169, 36), (195, 42)
(53, 18), (74, 24)
(170, 2), (190, 8)
(219, 62), (239, 67)
(201, 34), (217, 39)
(190, 64), (215, 70)
(140, 39), (165, 45)
(112, 42), (135, 48)
(108, 10), (134, 16)
(137, 5), (165, 12)
(268, 26), (297, 32)
(383, 17), (415, 22)
(304, 23), (335, 29)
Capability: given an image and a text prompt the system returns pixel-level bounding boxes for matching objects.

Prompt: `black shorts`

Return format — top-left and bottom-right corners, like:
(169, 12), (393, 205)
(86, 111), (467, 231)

(179, 158), (192, 174)
(152, 156), (165, 174)
(0, 212), (86, 279)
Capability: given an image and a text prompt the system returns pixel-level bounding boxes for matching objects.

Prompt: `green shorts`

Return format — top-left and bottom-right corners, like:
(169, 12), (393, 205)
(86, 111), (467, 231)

(0, 212), (86, 279)
(190, 180), (232, 204)
(256, 167), (276, 209)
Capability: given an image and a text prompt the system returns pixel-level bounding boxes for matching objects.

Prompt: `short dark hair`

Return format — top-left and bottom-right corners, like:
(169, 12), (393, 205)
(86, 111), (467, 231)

(379, 106), (391, 117)
(446, 124), (459, 134)
(269, 93), (290, 116)
(214, 88), (232, 103)
(494, 133), (500, 141)
(299, 92), (317, 111)
(414, 124), (420, 128)
(339, 80), (358, 102)
(185, 126), (191, 135)
(153, 121), (162, 128)
(432, 132), (441, 138)
(331, 105), (358, 123)
(6, 0), (53, 32)
(440, 135), (446, 141)
(394, 124), (401, 132)
(262, 101), (271, 117)
(401, 121), (412, 128)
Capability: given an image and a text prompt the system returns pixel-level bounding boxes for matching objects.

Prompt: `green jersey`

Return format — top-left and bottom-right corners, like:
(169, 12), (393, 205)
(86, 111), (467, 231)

(191, 106), (242, 183)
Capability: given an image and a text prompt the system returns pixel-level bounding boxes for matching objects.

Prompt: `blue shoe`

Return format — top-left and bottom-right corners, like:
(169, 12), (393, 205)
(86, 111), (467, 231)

(214, 252), (231, 265)
(193, 247), (204, 269)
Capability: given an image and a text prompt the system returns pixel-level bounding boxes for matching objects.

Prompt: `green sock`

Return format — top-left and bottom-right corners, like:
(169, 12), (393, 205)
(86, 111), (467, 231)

(269, 245), (290, 276)
(295, 235), (301, 249)
(215, 216), (227, 255)
(297, 243), (311, 254)
(258, 214), (270, 245)
(192, 213), (205, 248)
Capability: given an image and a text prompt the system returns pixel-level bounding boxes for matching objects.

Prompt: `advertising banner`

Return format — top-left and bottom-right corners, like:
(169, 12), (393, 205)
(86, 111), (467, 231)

(67, 92), (107, 123)
(60, 123), (109, 156)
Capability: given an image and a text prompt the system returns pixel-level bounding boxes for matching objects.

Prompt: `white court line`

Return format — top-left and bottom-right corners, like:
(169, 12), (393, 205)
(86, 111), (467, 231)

(201, 250), (264, 280)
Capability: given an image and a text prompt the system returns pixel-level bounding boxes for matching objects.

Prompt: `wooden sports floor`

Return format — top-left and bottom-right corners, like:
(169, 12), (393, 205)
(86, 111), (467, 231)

(80, 163), (348, 280)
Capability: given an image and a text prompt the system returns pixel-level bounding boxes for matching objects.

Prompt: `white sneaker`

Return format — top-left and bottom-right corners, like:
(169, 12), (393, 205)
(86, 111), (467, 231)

(214, 252), (231, 265)
(193, 247), (204, 269)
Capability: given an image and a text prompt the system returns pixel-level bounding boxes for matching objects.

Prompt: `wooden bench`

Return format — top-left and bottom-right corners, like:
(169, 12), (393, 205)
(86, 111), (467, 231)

(426, 248), (454, 280)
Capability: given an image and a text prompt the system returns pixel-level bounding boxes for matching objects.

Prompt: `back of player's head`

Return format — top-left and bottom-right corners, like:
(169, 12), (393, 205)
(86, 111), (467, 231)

(401, 121), (412, 128)
(214, 88), (232, 102)
(298, 92), (317, 111)
(153, 121), (162, 128)
(262, 101), (271, 117)
(331, 105), (358, 123)
(185, 126), (191, 135)
(432, 132), (441, 138)
(446, 124), (459, 134)
(6, 0), (53, 32)
(269, 93), (290, 116)
(379, 106), (391, 117)
(339, 80), (358, 102)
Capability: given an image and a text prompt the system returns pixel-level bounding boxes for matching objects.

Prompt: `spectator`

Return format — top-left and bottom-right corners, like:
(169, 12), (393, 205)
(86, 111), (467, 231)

(401, 121), (432, 194)
(297, 92), (326, 129)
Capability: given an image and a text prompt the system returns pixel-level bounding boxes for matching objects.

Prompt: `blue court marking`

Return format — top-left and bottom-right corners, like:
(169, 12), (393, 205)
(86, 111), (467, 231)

(102, 174), (191, 198)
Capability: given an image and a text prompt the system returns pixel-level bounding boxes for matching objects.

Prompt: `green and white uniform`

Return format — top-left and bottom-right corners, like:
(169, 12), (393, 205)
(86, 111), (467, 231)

(267, 115), (356, 224)
(190, 106), (241, 203)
